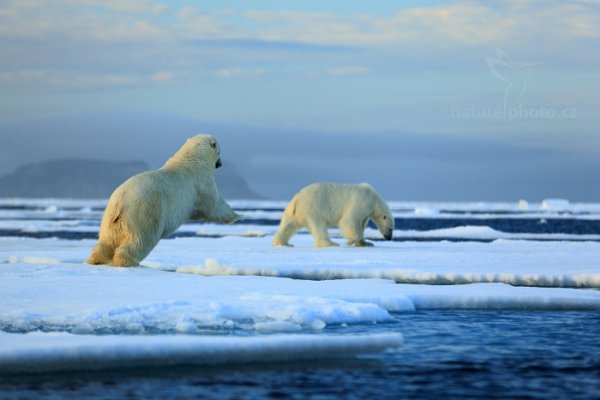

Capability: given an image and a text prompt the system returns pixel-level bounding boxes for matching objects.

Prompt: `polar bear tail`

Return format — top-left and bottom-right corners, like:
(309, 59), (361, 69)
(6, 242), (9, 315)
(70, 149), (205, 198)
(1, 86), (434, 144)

(272, 195), (301, 246)
(86, 200), (123, 265)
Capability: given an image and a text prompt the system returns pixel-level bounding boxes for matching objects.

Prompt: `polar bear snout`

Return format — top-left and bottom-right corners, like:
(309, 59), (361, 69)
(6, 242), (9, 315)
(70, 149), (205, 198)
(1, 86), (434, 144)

(383, 230), (393, 241)
(215, 158), (222, 168)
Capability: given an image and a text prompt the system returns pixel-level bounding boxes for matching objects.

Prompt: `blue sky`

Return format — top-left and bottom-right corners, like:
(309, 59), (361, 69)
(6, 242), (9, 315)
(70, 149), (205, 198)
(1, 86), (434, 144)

(0, 0), (599, 200)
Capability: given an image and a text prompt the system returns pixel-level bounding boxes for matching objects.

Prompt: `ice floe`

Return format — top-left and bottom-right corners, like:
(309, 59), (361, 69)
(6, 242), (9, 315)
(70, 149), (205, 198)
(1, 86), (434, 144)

(0, 331), (403, 374)
(1, 261), (599, 338)
(1, 235), (599, 288)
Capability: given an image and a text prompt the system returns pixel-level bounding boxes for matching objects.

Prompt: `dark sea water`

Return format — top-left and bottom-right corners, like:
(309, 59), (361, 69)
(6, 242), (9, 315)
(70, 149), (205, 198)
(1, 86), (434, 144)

(1, 216), (600, 242)
(2, 202), (600, 240)
(1, 311), (599, 400)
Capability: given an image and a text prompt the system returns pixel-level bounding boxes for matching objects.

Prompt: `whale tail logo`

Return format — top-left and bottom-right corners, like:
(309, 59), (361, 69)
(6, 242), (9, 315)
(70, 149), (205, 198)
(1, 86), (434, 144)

(486, 48), (542, 110)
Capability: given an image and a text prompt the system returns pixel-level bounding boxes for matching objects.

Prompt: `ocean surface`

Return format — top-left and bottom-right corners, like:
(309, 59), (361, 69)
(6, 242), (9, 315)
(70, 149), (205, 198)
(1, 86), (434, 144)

(1, 311), (599, 399)
(0, 199), (599, 399)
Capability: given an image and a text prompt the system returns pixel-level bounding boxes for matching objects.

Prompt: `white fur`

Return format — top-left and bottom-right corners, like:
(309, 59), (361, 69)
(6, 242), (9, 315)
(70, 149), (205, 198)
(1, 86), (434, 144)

(87, 134), (240, 267)
(273, 182), (394, 247)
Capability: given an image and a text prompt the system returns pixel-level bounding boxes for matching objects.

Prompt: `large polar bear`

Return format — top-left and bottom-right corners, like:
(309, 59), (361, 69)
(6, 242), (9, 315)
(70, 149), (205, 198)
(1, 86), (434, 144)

(273, 182), (394, 247)
(86, 134), (240, 267)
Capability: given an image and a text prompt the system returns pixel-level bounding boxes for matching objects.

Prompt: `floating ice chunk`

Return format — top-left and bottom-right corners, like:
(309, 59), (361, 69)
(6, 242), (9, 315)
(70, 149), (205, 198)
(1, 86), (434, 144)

(367, 225), (600, 242)
(414, 207), (439, 216)
(6, 256), (60, 265)
(541, 199), (571, 211)
(142, 261), (163, 269)
(44, 205), (58, 213)
(400, 225), (501, 240)
(400, 283), (600, 310)
(50, 220), (80, 228)
(195, 229), (267, 238)
(518, 199), (529, 210)
(0, 332), (403, 374)
(254, 321), (303, 333)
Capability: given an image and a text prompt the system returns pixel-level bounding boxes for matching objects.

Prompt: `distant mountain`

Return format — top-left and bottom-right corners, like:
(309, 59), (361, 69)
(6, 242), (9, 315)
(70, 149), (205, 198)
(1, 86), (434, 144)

(0, 159), (262, 199)
(214, 164), (263, 200)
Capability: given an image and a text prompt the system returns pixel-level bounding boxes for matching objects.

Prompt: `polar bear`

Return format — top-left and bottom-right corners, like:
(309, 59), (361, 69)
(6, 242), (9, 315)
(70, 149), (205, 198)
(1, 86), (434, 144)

(273, 182), (394, 247)
(86, 134), (240, 267)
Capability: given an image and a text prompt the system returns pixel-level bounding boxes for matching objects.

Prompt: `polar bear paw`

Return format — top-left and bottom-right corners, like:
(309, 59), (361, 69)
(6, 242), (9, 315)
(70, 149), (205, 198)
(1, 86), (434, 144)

(349, 239), (374, 247)
(315, 239), (339, 248)
(272, 238), (293, 247)
(224, 212), (242, 224)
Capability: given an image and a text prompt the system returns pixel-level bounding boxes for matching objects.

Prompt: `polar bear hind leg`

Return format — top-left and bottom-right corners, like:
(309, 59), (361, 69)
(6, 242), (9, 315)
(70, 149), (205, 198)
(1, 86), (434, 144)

(108, 216), (160, 267)
(273, 214), (300, 246)
(111, 243), (140, 267)
(86, 242), (115, 265)
(111, 239), (154, 267)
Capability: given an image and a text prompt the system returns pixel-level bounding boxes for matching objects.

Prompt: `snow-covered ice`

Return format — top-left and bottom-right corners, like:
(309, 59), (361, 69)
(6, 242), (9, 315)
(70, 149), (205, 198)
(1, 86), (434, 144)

(1, 198), (599, 372)
(541, 198), (571, 211)
(2, 235), (599, 288)
(0, 263), (404, 334)
(1, 258), (599, 338)
(165, 237), (600, 288)
(384, 225), (600, 242)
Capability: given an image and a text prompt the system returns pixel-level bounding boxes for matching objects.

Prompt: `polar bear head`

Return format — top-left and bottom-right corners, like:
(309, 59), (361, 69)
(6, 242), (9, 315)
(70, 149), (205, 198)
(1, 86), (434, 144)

(371, 197), (394, 241)
(165, 134), (222, 170)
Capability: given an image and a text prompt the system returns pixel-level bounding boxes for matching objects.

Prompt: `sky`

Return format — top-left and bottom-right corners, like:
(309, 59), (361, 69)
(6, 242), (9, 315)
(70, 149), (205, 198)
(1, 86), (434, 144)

(0, 0), (599, 201)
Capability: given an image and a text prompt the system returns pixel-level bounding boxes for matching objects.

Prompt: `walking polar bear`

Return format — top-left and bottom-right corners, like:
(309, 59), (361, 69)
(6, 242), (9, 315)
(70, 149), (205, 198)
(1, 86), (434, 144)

(86, 134), (240, 267)
(273, 182), (394, 247)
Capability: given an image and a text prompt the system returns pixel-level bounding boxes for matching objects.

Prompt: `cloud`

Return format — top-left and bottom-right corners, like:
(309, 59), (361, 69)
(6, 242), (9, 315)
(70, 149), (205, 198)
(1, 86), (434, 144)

(0, 0), (600, 114)
(326, 66), (369, 76)
(2, 1), (598, 46)
(0, 2), (168, 42)
(75, 0), (167, 14)
(177, 8), (243, 41)
(89, 19), (166, 42)
(0, 69), (175, 90)
(151, 71), (174, 83)
(214, 68), (266, 79)
(240, 2), (600, 46)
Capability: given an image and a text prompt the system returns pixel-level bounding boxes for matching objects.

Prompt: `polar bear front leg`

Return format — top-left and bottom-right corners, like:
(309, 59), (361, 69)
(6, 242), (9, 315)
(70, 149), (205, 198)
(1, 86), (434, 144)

(307, 220), (338, 247)
(340, 215), (373, 247)
(193, 197), (240, 224)
(214, 196), (241, 223)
